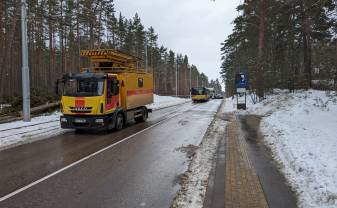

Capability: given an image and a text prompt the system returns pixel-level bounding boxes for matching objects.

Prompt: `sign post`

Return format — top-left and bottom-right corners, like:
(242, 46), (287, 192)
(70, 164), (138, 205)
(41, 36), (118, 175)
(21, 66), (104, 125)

(235, 72), (247, 110)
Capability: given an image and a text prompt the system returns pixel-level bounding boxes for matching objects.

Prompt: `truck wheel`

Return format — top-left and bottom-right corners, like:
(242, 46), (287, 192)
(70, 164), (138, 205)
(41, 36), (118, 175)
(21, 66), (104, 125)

(135, 107), (147, 123)
(115, 113), (124, 131)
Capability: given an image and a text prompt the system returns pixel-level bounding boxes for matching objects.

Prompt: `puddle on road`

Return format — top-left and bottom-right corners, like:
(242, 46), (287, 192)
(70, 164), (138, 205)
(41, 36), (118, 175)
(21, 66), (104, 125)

(240, 115), (298, 208)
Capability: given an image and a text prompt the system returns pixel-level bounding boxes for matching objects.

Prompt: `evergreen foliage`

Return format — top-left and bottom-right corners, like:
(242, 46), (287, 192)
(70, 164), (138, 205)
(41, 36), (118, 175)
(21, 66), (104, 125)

(221, 0), (336, 97)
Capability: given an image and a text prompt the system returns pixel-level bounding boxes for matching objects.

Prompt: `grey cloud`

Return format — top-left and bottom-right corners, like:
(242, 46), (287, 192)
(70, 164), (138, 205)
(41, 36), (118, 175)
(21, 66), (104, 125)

(114, 0), (239, 81)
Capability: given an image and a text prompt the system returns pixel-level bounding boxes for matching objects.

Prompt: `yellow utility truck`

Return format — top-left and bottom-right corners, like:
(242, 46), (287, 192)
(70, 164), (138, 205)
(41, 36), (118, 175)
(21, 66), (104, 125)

(58, 49), (153, 131)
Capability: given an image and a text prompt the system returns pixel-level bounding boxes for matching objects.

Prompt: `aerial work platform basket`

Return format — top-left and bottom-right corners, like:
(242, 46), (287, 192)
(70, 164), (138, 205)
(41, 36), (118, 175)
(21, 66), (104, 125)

(80, 49), (143, 73)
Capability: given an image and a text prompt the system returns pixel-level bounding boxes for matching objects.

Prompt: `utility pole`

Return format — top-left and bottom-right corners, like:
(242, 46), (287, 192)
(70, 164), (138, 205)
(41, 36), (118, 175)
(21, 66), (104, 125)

(176, 57), (178, 97)
(21, 0), (30, 122)
(144, 38), (148, 72)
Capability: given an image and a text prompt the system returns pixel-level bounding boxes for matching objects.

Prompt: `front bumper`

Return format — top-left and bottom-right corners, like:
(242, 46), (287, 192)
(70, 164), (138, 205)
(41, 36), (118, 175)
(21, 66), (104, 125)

(60, 115), (114, 130)
(192, 97), (208, 102)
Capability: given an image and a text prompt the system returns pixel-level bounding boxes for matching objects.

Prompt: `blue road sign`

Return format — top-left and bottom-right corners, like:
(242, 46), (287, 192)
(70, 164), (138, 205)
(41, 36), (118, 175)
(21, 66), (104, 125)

(235, 73), (247, 88)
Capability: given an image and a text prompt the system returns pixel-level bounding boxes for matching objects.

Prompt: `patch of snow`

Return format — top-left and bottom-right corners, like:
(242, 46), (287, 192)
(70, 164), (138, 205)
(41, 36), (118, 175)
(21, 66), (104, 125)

(0, 111), (60, 131)
(147, 94), (190, 110)
(243, 90), (337, 208)
(223, 89), (291, 115)
(171, 102), (226, 208)
(0, 111), (69, 151)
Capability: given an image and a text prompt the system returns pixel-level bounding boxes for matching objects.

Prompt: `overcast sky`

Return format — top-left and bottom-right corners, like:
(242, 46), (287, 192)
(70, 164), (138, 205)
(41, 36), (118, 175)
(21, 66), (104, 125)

(114, 0), (240, 82)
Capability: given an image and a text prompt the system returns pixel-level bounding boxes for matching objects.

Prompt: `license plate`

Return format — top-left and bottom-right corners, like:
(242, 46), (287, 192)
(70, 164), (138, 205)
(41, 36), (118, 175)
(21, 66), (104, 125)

(74, 118), (87, 123)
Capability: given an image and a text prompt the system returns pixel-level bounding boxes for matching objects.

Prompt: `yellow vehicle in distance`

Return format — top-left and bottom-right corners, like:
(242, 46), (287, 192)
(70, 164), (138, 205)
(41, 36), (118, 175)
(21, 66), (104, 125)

(191, 87), (210, 102)
(58, 49), (153, 131)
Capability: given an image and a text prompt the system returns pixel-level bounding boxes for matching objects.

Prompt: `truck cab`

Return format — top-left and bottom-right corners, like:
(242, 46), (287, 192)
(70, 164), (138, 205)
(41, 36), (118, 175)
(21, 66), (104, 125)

(60, 72), (121, 130)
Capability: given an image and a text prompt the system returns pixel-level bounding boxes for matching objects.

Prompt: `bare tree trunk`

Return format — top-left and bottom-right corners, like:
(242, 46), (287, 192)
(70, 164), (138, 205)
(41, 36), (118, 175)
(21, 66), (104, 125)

(303, 25), (312, 88)
(48, 0), (54, 88)
(335, 2), (337, 90)
(256, 0), (266, 99)
(77, 0), (81, 70)
(0, 0), (4, 99)
(60, 0), (65, 74)
(184, 67), (187, 95)
(4, 0), (20, 96)
(97, 3), (103, 48)
(90, 23), (94, 49)
(64, 28), (67, 73)
(301, 1), (312, 89)
(164, 67), (167, 94)
(335, 39), (337, 89)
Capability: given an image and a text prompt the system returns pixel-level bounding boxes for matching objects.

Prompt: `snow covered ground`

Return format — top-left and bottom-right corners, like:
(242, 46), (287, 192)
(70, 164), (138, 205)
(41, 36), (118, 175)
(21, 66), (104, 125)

(171, 101), (226, 208)
(0, 95), (190, 151)
(146, 94), (190, 110)
(225, 90), (337, 208)
(0, 111), (66, 151)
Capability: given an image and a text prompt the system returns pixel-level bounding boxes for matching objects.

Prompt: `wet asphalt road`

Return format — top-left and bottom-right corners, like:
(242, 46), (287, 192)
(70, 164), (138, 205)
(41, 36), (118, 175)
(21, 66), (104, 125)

(0, 100), (221, 208)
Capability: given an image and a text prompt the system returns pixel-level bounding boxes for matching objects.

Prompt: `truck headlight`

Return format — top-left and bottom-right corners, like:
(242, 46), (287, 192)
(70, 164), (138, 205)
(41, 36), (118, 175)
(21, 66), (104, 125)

(95, 118), (104, 123)
(61, 118), (67, 122)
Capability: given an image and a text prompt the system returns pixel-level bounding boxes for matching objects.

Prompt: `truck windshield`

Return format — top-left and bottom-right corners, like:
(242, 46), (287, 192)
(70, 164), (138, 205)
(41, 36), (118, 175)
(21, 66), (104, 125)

(63, 78), (104, 97)
(191, 88), (205, 95)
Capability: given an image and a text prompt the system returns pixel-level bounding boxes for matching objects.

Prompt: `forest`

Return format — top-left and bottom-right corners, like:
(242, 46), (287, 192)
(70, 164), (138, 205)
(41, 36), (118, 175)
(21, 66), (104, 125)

(0, 0), (222, 104)
(221, 0), (337, 98)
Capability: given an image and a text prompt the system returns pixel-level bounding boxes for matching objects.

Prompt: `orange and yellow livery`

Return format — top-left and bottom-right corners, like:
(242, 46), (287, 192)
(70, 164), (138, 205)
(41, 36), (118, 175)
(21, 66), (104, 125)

(59, 49), (153, 131)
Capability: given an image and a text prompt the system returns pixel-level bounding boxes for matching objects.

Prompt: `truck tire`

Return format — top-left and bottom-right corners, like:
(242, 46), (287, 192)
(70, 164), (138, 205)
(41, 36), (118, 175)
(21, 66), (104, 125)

(135, 107), (147, 123)
(115, 113), (124, 131)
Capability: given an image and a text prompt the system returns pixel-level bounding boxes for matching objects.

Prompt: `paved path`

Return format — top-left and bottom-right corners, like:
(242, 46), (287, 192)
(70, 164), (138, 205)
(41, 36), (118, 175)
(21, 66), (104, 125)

(224, 115), (269, 208)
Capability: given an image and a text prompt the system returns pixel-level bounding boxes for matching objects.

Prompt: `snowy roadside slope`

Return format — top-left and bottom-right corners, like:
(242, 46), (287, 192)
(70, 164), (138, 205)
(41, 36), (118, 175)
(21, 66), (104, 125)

(226, 90), (337, 208)
(223, 89), (290, 115)
(0, 95), (190, 151)
(260, 91), (337, 208)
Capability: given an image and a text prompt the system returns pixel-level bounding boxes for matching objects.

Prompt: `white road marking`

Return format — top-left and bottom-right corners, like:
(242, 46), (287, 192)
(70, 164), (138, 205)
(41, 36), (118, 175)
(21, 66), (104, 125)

(0, 112), (182, 202)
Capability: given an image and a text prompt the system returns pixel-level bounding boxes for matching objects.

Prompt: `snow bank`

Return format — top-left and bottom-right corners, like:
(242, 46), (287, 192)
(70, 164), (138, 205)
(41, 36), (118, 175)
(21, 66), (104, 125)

(146, 94), (190, 110)
(231, 90), (337, 208)
(171, 102), (226, 208)
(223, 89), (290, 115)
(0, 95), (190, 151)
(0, 111), (60, 131)
(0, 111), (68, 151)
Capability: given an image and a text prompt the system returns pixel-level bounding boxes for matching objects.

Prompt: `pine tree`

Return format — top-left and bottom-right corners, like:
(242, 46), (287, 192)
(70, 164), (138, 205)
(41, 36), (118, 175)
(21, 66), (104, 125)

(221, 0), (335, 97)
